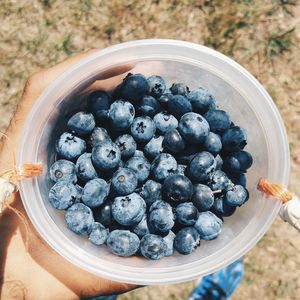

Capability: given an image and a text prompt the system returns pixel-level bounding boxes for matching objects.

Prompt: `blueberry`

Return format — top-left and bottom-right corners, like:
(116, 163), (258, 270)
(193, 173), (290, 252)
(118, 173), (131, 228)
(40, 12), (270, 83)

(65, 203), (94, 235)
(74, 184), (83, 203)
(158, 89), (173, 107)
(82, 178), (109, 208)
(192, 184), (214, 212)
(175, 144), (199, 164)
(109, 100), (135, 130)
(187, 87), (216, 114)
(211, 195), (236, 217)
(224, 150), (253, 173)
(144, 135), (164, 159)
(162, 174), (193, 203)
(94, 201), (113, 226)
(204, 132), (222, 155)
(49, 159), (77, 183)
(151, 153), (178, 182)
(163, 230), (176, 256)
(176, 202), (199, 226)
(91, 141), (121, 171)
(168, 95), (192, 119)
(187, 151), (216, 182)
(178, 112), (210, 144)
(147, 75), (166, 98)
(112, 193), (146, 226)
(194, 211), (223, 240)
(49, 181), (79, 210)
(67, 111), (95, 136)
(170, 83), (189, 95)
(75, 153), (98, 182)
(228, 172), (247, 187)
(215, 154), (223, 170)
(174, 227), (200, 255)
(107, 230), (140, 257)
(115, 134), (137, 159)
(133, 214), (150, 238)
(209, 170), (234, 191)
(88, 127), (111, 148)
(225, 185), (249, 207)
(125, 156), (151, 184)
(176, 164), (187, 176)
(133, 150), (145, 157)
(140, 234), (166, 260)
(137, 95), (161, 117)
(153, 111), (178, 134)
(87, 90), (110, 121)
(222, 126), (247, 151)
(111, 168), (138, 196)
(115, 73), (149, 102)
(88, 222), (109, 245)
(149, 200), (175, 234)
(163, 129), (185, 153)
(56, 132), (86, 160)
(204, 110), (231, 134)
(140, 180), (162, 206)
(131, 116), (156, 143)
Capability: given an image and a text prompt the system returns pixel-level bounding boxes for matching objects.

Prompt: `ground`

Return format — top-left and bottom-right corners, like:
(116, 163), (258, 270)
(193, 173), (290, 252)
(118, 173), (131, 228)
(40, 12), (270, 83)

(1, 1), (300, 299)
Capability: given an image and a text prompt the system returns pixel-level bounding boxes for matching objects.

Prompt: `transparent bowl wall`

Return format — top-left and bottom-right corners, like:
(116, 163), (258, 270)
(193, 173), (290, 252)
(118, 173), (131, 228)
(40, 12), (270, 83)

(17, 39), (290, 285)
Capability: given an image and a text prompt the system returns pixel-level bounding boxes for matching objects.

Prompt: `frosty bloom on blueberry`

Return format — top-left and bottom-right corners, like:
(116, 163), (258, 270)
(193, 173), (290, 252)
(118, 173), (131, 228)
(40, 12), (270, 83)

(48, 72), (252, 260)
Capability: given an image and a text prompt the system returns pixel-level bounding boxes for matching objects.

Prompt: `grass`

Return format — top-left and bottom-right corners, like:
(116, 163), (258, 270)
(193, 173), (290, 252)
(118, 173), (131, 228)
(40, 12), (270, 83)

(0, 0), (300, 299)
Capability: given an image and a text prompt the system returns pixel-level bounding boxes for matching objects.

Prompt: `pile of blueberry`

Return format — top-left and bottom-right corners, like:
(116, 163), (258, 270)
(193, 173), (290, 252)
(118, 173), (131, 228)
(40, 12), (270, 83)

(48, 73), (252, 260)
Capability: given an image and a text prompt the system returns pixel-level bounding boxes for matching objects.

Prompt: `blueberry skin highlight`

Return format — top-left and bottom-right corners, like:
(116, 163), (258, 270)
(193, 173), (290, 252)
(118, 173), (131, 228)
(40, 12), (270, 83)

(192, 184), (214, 212)
(115, 73), (149, 102)
(209, 170), (234, 192)
(133, 214), (150, 238)
(194, 211), (223, 240)
(107, 230), (140, 257)
(67, 111), (95, 136)
(82, 178), (109, 208)
(140, 179), (162, 206)
(75, 153), (98, 182)
(111, 168), (138, 196)
(163, 230), (176, 256)
(225, 185), (249, 207)
(88, 222), (109, 245)
(91, 141), (121, 171)
(153, 111), (178, 134)
(204, 109), (231, 134)
(162, 174), (193, 203)
(138, 95), (161, 117)
(125, 156), (151, 184)
(176, 202), (199, 226)
(151, 153), (178, 182)
(147, 75), (166, 98)
(88, 127), (111, 148)
(112, 193), (146, 226)
(174, 227), (200, 255)
(109, 100), (135, 131)
(140, 234), (167, 260)
(178, 112), (210, 144)
(148, 200), (175, 234)
(215, 154), (223, 170)
(65, 203), (94, 235)
(114, 134), (137, 159)
(222, 126), (247, 152)
(56, 132), (86, 161)
(130, 116), (156, 143)
(49, 159), (77, 183)
(170, 83), (189, 96)
(87, 90), (110, 121)
(187, 87), (216, 114)
(168, 95), (192, 119)
(49, 181), (79, 210)
(204, 132), (222, 155)
(144, 135), (164, 159)
(187, 151), (216, 182)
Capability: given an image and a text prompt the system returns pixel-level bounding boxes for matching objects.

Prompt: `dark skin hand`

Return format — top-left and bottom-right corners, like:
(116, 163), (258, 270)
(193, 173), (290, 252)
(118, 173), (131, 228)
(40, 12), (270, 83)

(0, 50), (139, 299)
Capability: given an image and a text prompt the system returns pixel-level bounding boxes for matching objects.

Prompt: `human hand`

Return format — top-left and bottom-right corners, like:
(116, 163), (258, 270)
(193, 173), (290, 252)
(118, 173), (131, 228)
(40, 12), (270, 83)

(0, 50), (138, 300)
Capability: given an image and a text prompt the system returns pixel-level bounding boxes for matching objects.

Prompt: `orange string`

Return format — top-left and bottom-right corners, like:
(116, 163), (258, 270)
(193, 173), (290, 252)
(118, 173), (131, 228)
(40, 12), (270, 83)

(257, 178), (293, 203)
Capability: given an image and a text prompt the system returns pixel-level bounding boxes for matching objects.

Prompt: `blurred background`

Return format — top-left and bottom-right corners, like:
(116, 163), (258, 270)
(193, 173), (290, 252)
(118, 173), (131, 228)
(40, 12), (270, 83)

(1, 1), (300, 299)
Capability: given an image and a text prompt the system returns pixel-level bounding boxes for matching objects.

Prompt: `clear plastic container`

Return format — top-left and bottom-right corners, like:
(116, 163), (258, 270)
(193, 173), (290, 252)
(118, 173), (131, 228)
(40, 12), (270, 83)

(17, 39), (290, 285)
